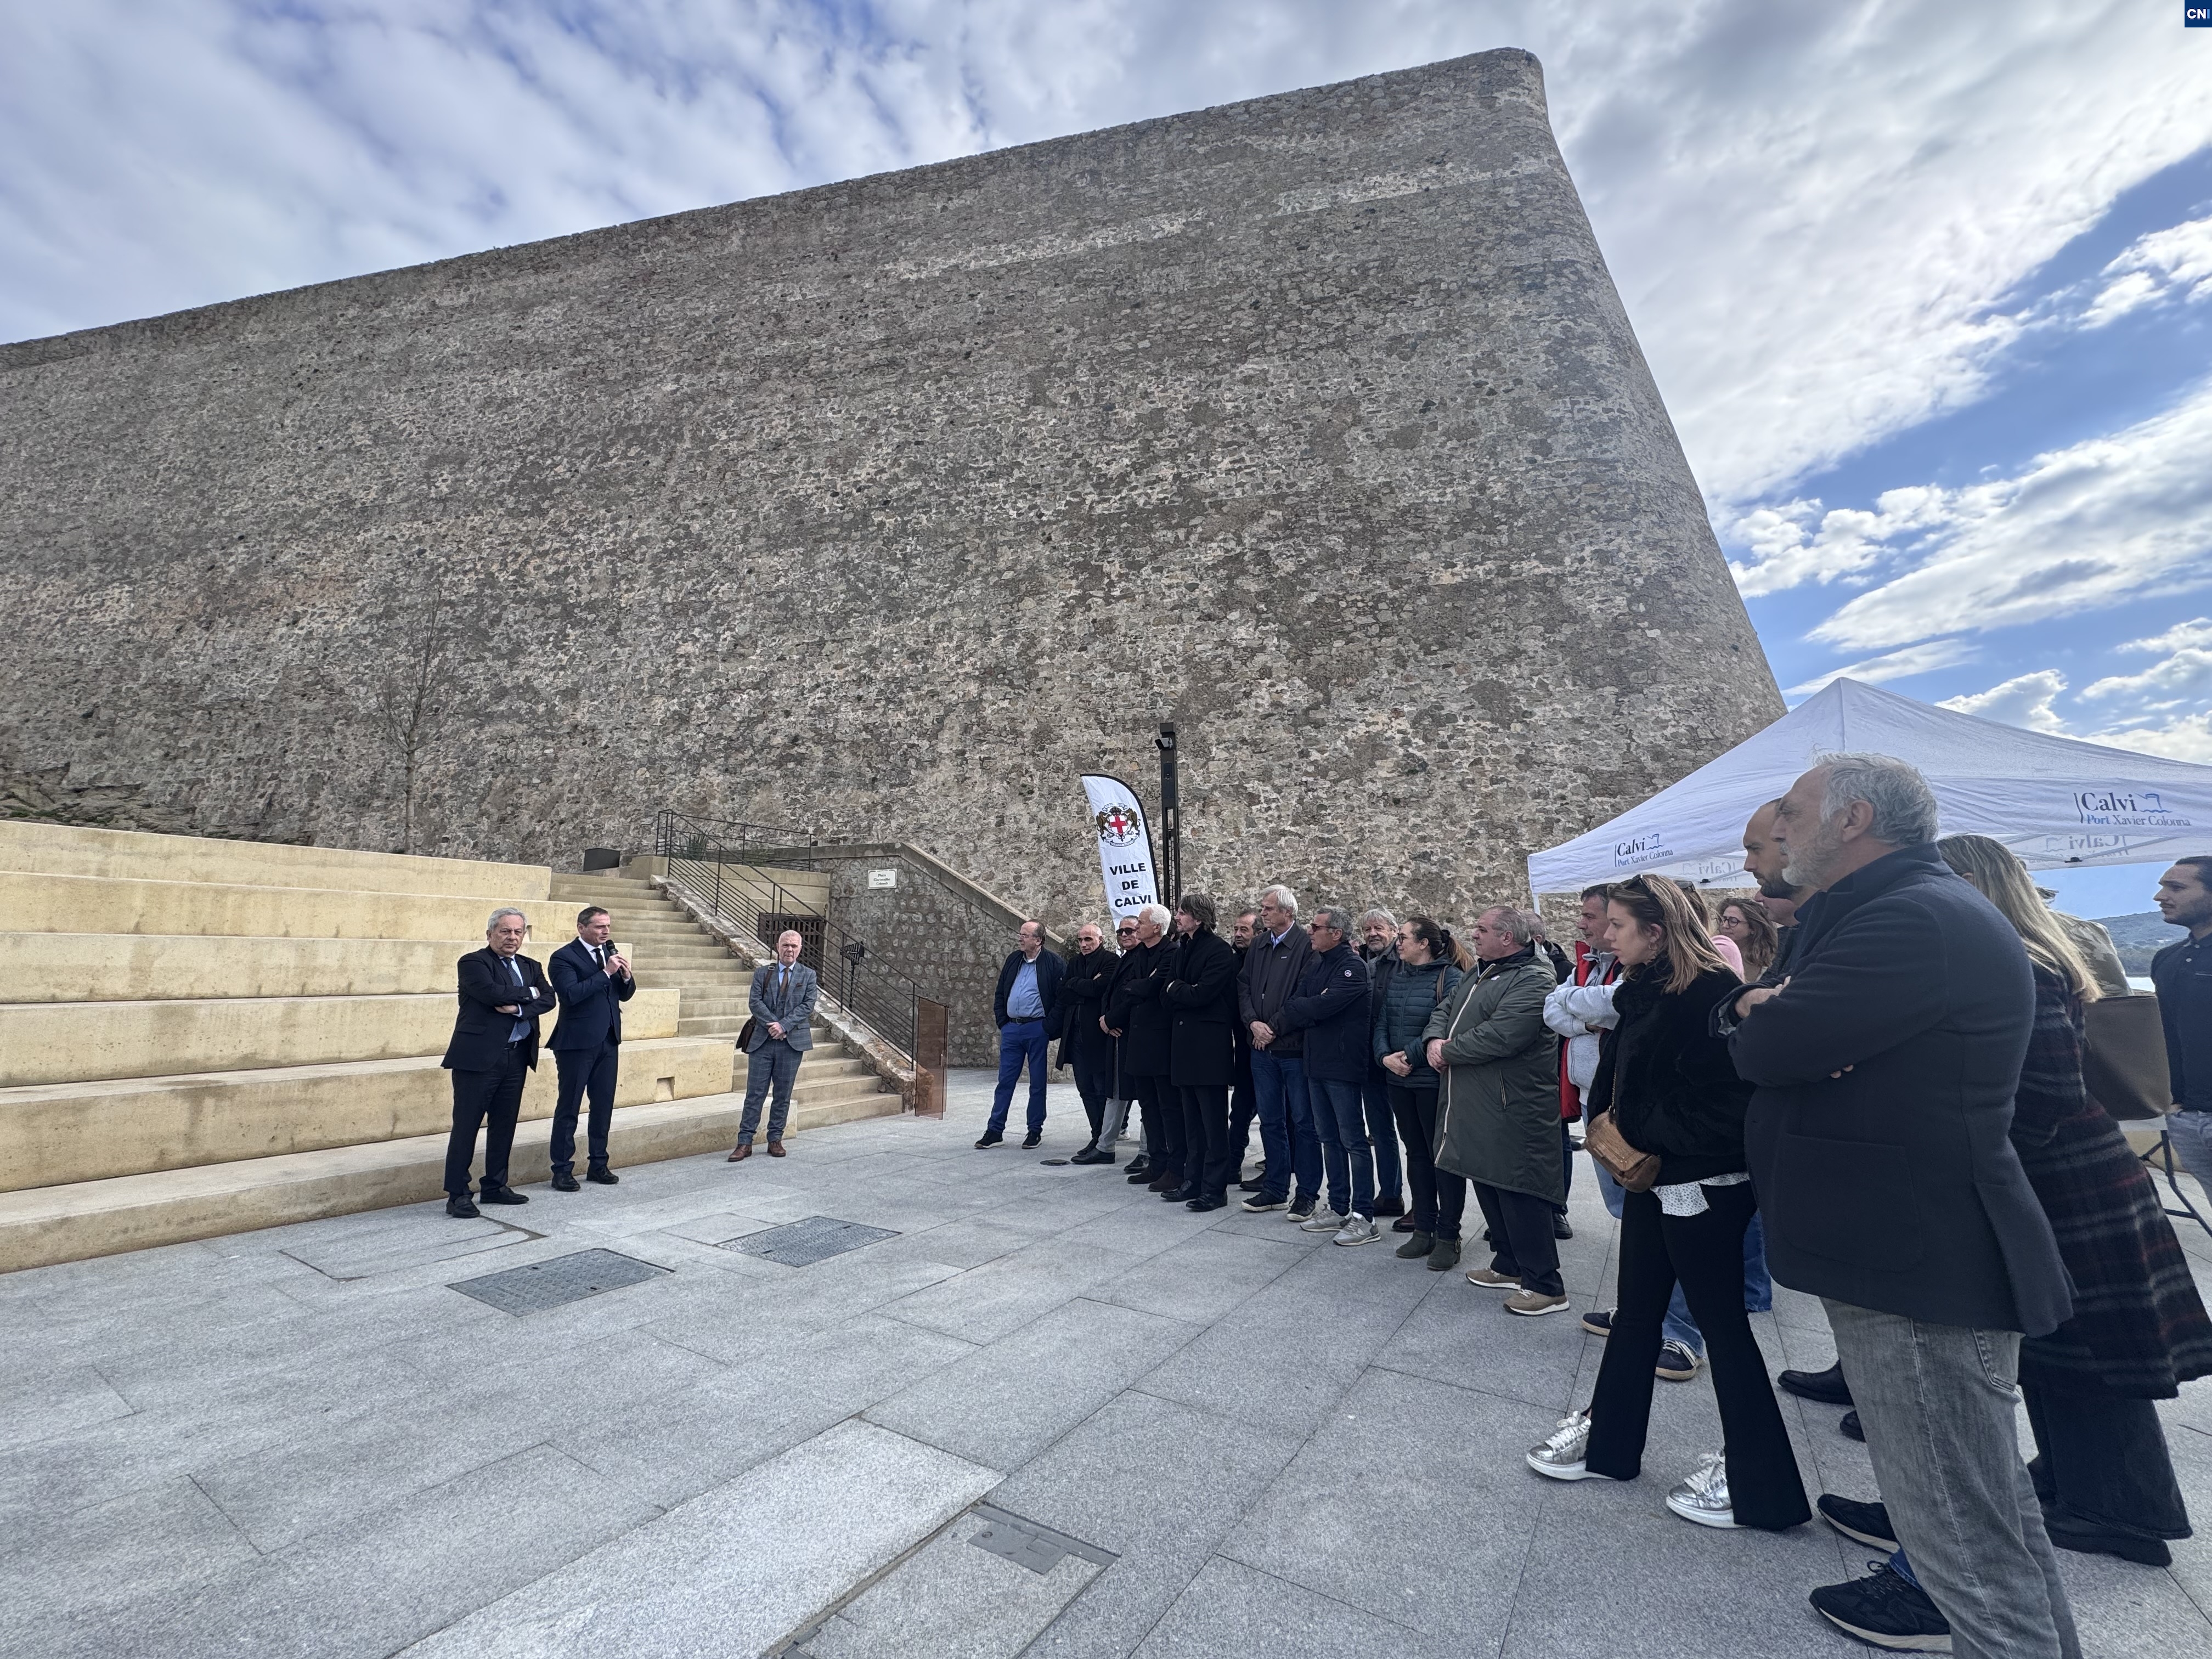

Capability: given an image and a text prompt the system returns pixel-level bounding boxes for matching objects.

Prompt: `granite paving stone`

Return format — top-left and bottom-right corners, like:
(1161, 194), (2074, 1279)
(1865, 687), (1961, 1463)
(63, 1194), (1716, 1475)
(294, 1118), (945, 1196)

(4, 1068), (2207, 1659)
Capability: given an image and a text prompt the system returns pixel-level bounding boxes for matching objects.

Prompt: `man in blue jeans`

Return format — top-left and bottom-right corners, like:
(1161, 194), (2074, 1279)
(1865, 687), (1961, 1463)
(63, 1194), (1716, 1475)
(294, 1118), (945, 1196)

(1239, 883), (1323, 1217)
(1276, 906), (1379, 1245)
(978, 919), (1064, 1150)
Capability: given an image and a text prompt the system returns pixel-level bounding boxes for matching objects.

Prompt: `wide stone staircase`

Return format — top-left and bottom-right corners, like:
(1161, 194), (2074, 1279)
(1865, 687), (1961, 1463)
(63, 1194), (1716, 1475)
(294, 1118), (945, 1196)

(0, 821), (901, 1273)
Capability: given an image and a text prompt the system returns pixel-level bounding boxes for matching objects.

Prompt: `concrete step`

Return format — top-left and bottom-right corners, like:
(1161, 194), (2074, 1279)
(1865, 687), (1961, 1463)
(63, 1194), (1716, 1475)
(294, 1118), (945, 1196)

(0, 988), (682, 1088)
(0, 818), (552, 899)
(3, 933), (725, 1003)
(0, 1036), (734, 1192)
(0, 1086), (905, 1273)
(1, 872), (580, 944)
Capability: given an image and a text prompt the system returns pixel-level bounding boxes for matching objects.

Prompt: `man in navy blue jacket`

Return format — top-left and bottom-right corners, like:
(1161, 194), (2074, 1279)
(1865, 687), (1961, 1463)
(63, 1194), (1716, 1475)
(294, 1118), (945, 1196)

(1275, 906), (1376, 1243)
(547, 905), (636, 1191)
(980, 919), (1065, 1149)
(442, 907), (558, 1217)
(1729, 754), (2075, 1659)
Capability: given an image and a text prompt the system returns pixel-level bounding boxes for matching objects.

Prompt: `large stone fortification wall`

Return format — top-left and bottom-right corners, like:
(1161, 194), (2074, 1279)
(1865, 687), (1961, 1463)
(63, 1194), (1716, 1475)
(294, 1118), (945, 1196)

(1, 48), (1780, 929)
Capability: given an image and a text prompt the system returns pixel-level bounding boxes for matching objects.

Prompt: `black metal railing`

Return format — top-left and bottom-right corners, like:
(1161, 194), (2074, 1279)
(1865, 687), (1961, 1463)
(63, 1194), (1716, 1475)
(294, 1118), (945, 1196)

(652, 809), (940, 1070)
(653, 810), (830, 866)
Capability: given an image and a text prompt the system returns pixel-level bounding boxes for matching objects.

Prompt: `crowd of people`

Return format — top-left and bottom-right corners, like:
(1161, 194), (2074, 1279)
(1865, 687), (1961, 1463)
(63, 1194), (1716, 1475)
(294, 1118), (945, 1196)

(979, 751), (2212, 1659)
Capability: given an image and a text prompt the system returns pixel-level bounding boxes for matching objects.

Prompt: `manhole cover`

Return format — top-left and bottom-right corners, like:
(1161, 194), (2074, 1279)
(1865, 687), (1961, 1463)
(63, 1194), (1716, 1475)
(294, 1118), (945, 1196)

(966, 1504), (1116, 1575)
(449, 1248), (670, 1313)
(721, 1216), (899, 1267)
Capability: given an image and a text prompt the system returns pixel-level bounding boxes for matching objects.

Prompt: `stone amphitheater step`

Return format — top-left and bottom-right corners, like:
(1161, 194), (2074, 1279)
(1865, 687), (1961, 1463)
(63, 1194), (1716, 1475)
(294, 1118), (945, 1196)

(0, 1086), (902, 1274)
(2, 872), (581, 944)
(0, 988), (685, 1089)
(0, 1036), (732, 1193)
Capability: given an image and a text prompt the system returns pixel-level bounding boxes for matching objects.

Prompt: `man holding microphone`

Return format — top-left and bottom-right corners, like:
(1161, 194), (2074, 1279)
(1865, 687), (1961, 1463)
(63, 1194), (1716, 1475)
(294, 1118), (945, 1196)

(547, 905), (635, 1190)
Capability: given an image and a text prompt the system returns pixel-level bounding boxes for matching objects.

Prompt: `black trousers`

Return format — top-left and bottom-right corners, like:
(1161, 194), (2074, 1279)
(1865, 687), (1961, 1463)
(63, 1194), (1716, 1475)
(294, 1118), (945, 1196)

(445, 1045), (529, 1196)
(2024, 1376), (2191, 1543)
(1070, 1044), (1113, 1141)
(550, 1039), (618, 1174)
(1178, 1084), (1232, 1198)
(1585, 1183), (1810, 1529)
(1229, 1063), (1256, 1164)
(1389, 1085), (1465, 1240)
(1135, 1074), (1180, 1171)
(1471, 1182), (1564, 1295)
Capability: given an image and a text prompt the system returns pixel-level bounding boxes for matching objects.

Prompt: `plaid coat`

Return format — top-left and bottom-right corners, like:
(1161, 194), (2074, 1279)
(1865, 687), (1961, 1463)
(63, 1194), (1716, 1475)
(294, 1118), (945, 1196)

(2016, 966), (2212, 1397)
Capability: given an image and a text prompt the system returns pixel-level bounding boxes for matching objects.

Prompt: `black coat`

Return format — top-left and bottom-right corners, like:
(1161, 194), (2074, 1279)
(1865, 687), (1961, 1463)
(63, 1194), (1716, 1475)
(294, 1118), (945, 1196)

(1730, 844), (2073, 1336)
(1586, 962), (1752, 1186)
(1106, 939), (1172, 1077)
(1057, 945), (1118, 1068)
(1276, 940), (1372, 1084)
(1239, 925), (1312, 1056)
(993, 948), (1065, 1029)
(1161, 928), (1239, 1087)
(442, 948), (557, 1073)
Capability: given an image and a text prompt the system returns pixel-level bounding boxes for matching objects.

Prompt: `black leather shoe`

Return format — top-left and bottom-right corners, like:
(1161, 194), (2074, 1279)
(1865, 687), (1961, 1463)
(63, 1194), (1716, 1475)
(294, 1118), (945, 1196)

(1237, 1175), (1267, 1192)
(586, 1166), (619, 1185)
(550, 1172), (580, 1192)
(1779, 1362), (1854, 1406)
(445, 1195), (480, 1218)
(478, 1186), (528, 1205)
(1372, 1197), (1406, 1217)
(1070, 1146), (1114, 1165)
(1021, 1131), (1042, 1149)
(974, 1132), (1004, 1149)
(1161, 1183), (1199, 1203)
(1125, 1165), (1155, 1183)
(1552, 1213), (1574, 1240)
(1839, 1409), (1865, 1442)
(1186, 1194), (1227, 1212)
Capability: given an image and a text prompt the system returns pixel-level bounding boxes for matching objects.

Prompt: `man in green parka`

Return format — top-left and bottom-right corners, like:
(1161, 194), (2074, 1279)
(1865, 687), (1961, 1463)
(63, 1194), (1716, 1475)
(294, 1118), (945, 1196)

(1423, 905), (1568, 1316)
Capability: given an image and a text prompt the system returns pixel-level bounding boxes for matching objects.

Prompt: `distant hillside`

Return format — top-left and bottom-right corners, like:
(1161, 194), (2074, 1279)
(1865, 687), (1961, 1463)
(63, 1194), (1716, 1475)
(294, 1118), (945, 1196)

(2092, 911), (2186, 974)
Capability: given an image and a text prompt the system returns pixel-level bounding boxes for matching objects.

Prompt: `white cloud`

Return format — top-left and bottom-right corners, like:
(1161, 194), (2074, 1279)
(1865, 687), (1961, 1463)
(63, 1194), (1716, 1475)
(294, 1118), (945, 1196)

(2, 2), (2208, 515)
(2089, 715), (2212, 764)
(1782, 374), (2212, 651)
(1784, 638), (1978, 698)
(2081, 213), (2212, 328)
(1940, 670), (2069, 735)
(1728, 487), (1951, 597)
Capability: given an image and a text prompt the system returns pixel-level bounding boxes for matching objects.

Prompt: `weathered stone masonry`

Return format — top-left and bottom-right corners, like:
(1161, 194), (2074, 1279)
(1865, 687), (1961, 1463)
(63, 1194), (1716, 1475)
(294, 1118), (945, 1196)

(0, 48), (1780, 929)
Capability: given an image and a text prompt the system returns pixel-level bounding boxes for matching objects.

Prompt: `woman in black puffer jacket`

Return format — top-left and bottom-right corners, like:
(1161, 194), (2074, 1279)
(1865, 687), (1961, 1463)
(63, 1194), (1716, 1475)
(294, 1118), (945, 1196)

(1526, 874), (1810, 1533)
(1373, 916), (1468, 1270)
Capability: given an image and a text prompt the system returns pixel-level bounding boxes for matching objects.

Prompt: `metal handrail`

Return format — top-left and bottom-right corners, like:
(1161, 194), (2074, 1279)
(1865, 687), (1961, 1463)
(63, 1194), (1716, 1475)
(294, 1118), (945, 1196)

(652, 809), (932, 1066)
(654, 810), (829, 863)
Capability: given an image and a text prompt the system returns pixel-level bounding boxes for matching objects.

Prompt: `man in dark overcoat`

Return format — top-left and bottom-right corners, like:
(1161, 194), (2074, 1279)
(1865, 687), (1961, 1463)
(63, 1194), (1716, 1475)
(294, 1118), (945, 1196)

(1058, 922), (1120, 1163)
(1160, 894), (1240, 1210)
(1728, 754), (2074, 1659)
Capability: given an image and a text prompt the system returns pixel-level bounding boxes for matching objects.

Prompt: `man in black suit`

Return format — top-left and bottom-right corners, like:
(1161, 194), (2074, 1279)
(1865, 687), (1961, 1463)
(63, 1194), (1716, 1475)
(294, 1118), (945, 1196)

(546, 905), (635, 1192)
(443, 906), (557, 1218)
(1728, 754), (2076, 1658)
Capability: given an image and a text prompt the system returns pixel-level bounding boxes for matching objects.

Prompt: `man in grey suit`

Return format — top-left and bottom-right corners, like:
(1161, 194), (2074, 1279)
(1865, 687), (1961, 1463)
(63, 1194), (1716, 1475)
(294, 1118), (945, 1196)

(729, 929), (817, 1160)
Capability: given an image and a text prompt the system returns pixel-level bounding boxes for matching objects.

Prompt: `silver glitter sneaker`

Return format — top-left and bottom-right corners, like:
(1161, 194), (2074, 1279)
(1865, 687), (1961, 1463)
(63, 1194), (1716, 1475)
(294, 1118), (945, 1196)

(1666, 1451), (1739, 1528)
(1526, 1409), (1612, 1481)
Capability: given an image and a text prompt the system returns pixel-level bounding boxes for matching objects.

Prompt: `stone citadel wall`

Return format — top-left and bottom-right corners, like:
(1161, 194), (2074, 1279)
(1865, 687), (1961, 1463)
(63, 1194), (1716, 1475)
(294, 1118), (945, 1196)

(0, 48), (1782, 933)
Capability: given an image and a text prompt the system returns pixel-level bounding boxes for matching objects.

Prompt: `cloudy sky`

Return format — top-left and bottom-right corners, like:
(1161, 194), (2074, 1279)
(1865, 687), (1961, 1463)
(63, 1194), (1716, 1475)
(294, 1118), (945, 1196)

(5, 1), (2208, 913)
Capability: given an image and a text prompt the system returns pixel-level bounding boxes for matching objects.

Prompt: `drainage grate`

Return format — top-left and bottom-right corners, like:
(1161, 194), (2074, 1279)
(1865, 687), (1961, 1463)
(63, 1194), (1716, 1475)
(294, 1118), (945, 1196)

(449, 1248), (670, 1313)
(720, 1215), (899, 1267)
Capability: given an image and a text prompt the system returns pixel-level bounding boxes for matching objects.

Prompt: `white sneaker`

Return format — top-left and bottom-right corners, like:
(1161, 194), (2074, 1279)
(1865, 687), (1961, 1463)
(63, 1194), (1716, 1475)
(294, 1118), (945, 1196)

(1300, 1207), (1348, 1234)
(1525, 1409), (1614, 1481)
(1333, 1215), (1381, 1246)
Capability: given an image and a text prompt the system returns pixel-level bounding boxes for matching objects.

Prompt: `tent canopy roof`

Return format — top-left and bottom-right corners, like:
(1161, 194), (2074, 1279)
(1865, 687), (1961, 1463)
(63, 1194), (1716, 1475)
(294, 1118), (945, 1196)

(1527, 679), (2212, 893)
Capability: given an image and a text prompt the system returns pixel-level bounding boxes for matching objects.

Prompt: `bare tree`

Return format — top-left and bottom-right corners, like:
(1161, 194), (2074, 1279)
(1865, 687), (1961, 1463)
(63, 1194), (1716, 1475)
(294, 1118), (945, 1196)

(368, 610), (461, 855)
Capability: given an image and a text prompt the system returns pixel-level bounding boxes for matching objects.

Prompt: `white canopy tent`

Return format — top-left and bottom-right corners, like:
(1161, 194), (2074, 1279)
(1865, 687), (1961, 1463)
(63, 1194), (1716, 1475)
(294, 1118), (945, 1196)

(1527, 678), (2212, 894)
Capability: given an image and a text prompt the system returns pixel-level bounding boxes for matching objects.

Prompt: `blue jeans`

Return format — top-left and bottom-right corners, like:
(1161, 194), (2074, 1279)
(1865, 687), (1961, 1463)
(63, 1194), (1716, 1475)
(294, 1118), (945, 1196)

(1593, 1159), (1772, 1357)
(1250, 1048), (1319, 1202)
(1309, 1075), (1373, 1219)
(989, 1019), (1051, 1135)
(1361, 1066), (1403, 1203)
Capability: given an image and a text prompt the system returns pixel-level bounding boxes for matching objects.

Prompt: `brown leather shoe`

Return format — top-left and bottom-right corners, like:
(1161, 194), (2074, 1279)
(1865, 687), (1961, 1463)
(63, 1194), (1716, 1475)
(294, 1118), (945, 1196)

(727, 1143), (752, 1162)
(767, 1141), (787, 1158)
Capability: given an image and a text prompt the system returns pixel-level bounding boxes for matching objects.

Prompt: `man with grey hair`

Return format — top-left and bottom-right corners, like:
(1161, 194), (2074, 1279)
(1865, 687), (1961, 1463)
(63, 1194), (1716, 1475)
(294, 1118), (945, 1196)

(1356, 907), (1408, 1221)
(440, 906), (557, 1217)
(1730, 753), (2078, 1658)
(1274, 905), (1378, 1242)
(733, 930), (819, 1160)
(1240, 882), (1322, 1216)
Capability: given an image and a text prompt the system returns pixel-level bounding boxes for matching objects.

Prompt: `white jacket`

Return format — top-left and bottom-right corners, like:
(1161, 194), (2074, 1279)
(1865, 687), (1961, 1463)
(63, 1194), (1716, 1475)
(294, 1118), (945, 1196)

(1543, 978), (1620, 1098)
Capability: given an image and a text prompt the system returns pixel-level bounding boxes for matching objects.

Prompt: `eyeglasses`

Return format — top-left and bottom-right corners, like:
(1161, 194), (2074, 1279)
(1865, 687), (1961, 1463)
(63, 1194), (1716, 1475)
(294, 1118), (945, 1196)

(1115, 926), (1136, 935)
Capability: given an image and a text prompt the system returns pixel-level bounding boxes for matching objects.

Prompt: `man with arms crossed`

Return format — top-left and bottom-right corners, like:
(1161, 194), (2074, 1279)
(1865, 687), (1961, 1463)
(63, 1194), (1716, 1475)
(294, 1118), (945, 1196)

(546, 905), (634, 1190)
(730, 930), (817, 1161)
(442, 907), (557, 1217)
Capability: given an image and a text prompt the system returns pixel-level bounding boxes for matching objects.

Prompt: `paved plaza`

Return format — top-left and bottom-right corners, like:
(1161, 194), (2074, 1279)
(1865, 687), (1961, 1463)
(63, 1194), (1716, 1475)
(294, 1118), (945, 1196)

(5, 1070), (2210, 1658)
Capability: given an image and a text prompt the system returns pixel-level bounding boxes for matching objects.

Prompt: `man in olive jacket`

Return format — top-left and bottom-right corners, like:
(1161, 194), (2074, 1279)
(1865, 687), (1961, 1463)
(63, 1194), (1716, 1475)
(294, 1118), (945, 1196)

(1423, 905), (1565, 1314)
(1730, 754), (2075, 1659)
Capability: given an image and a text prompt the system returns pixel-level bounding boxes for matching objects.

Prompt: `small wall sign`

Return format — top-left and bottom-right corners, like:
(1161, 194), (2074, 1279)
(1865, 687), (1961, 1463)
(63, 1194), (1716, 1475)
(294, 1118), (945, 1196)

(867, 868), (898, 889)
